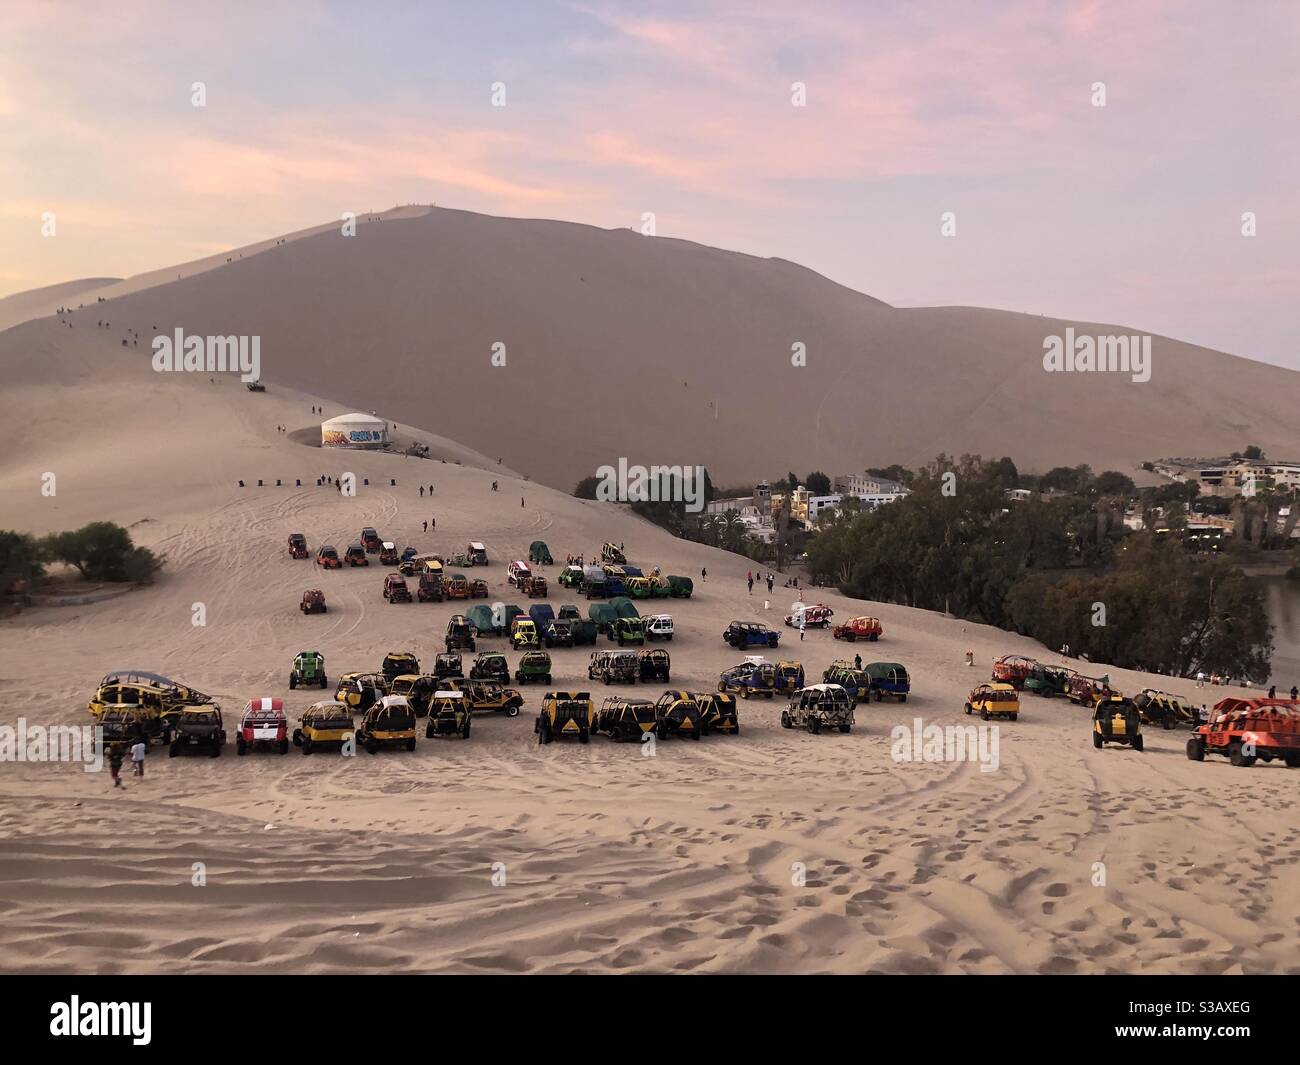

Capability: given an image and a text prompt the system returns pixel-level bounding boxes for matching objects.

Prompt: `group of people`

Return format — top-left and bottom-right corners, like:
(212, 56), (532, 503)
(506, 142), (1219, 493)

(1194, 671), (1296, 699)
(745, 570), (777, 595)
(106, 739), (147, 788)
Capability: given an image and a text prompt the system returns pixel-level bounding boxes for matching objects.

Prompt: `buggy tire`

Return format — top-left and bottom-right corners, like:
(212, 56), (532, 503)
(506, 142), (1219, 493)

(1229, 741), (1255, 767)
(780, 712), (792, 729)
(506, 703), (520, 718)
(236, 738), (247, 756)
(899, 694), (907, 702)
(1010, 714), (1018, 721)
(320, 676), (328, 688)
(169, 741), (179, 758)
(579, 728), (589, 744)
(1283, 753), (1300, 768)
(846, 633), (856, 642)
(1133, 733), (1144, 752)
(839, 723), (851, 734)
(1186, 737), (1205, 761)
(290, 675), (297, 690)
(406, 738), (417, 751)
(1092, 731), (1103, 749)
(733, 722), (740, 735)
(691, 727), (700, 741)
(366, 739), (378, 754)
(809, 717), (821, 735)
(964, 703), (972, 715)
(980, 708), (989, 721)
(279, 739), (289, 755)
(426, 725), (435, 739)
(874, 689), (882, 702)
(293, 729), (303, 746)
(210, 743), (221, 757)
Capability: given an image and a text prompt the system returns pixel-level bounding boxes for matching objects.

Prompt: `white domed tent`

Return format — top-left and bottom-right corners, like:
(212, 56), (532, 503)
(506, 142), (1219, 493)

(321, 412), (388, 449)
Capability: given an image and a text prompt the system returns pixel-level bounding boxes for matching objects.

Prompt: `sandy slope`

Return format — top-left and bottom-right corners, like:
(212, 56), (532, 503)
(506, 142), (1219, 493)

(0, 341), (1296, 975)
(7, 205), (1295, 490)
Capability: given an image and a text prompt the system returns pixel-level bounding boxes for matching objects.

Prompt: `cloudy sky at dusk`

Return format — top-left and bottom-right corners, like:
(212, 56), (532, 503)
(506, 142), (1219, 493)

(3, 1), (1297, 367)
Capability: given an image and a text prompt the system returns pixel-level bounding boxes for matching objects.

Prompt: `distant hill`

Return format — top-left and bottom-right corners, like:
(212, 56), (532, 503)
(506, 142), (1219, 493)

(6, 205), (1299, 489)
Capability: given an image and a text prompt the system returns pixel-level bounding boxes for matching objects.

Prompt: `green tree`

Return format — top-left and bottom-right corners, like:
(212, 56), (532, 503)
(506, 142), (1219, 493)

(42, 522), (161, 583)
(0, 531), (45, 591)
(1093, 470), (1136, 497)
(806, 471), (831, 495)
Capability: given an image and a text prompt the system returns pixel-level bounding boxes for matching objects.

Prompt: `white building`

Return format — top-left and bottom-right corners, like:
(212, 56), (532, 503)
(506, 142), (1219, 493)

(321, 412), (388, 449)
(834, 472), (908, 498)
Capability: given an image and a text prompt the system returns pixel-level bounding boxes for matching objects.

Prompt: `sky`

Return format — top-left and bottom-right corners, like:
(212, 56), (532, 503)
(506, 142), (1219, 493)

(2, 0), (1298, 367)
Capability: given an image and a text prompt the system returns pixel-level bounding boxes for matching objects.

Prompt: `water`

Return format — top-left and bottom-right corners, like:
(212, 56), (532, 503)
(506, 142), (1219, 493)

(1258, 575), (1300, 689)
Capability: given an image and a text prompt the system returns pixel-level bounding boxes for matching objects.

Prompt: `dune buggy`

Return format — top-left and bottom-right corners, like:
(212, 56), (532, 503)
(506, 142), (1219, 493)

(1187, 696), (1300, 767)
(536, 691), (594, 744)
(292, 701), (354, 754)
(357, 696), (418, 753)
(289, 650), (327, 689)
(236, 698), (290, 755)
(782, 684), (854, 734)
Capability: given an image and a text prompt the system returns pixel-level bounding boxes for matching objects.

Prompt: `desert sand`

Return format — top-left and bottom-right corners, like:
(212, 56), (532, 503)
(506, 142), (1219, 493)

(11, 206), (1298, 491)
(1, 216), (1298, 975)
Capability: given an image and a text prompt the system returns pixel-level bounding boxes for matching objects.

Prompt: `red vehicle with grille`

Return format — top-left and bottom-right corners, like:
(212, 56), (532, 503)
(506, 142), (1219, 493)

(831, 615), (882, 642)
(236, 697), (289, 755)
(287, 532), (308, 559)
(1187, 697), (1300, 769)
(361, 527), (383, 553)
(991, 654), (1038, 689)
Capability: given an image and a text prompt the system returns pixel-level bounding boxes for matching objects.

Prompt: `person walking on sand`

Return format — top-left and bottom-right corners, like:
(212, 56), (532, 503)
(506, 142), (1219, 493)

(799, 616), (806, 642)
(1268, 685), (1276, 698)
(766, 573), (774, 593)
(1196, 670), (1205, 688)
(423, 520), (428, 533)
(108, 743), (124, 789)
(130, 737), (146, 780)
(701, 567), (707, 583)
(431, 517), (436, 531)
(747, 575), (753, 595)
(420, 485), (425, 497)
(854, 654), (862, 670)
(965, 649), (974, 667)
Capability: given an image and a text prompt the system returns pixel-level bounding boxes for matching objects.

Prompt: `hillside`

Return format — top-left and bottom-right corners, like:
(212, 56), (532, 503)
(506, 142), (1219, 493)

(5, 206), (1297, 490)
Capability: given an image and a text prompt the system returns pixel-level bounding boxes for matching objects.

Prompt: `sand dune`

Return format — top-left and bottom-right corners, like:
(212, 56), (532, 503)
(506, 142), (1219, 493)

(6, 206), (1295, 490)
(1, 350), (1297, 973)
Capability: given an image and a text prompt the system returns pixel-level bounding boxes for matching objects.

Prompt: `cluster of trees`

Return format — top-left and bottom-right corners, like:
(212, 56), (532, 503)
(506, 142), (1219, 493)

(805, 455), (1274, 680)
(1004, 541), (1273, 680)
(0, 522), (161, 592)
(573, 468), (717, 538)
